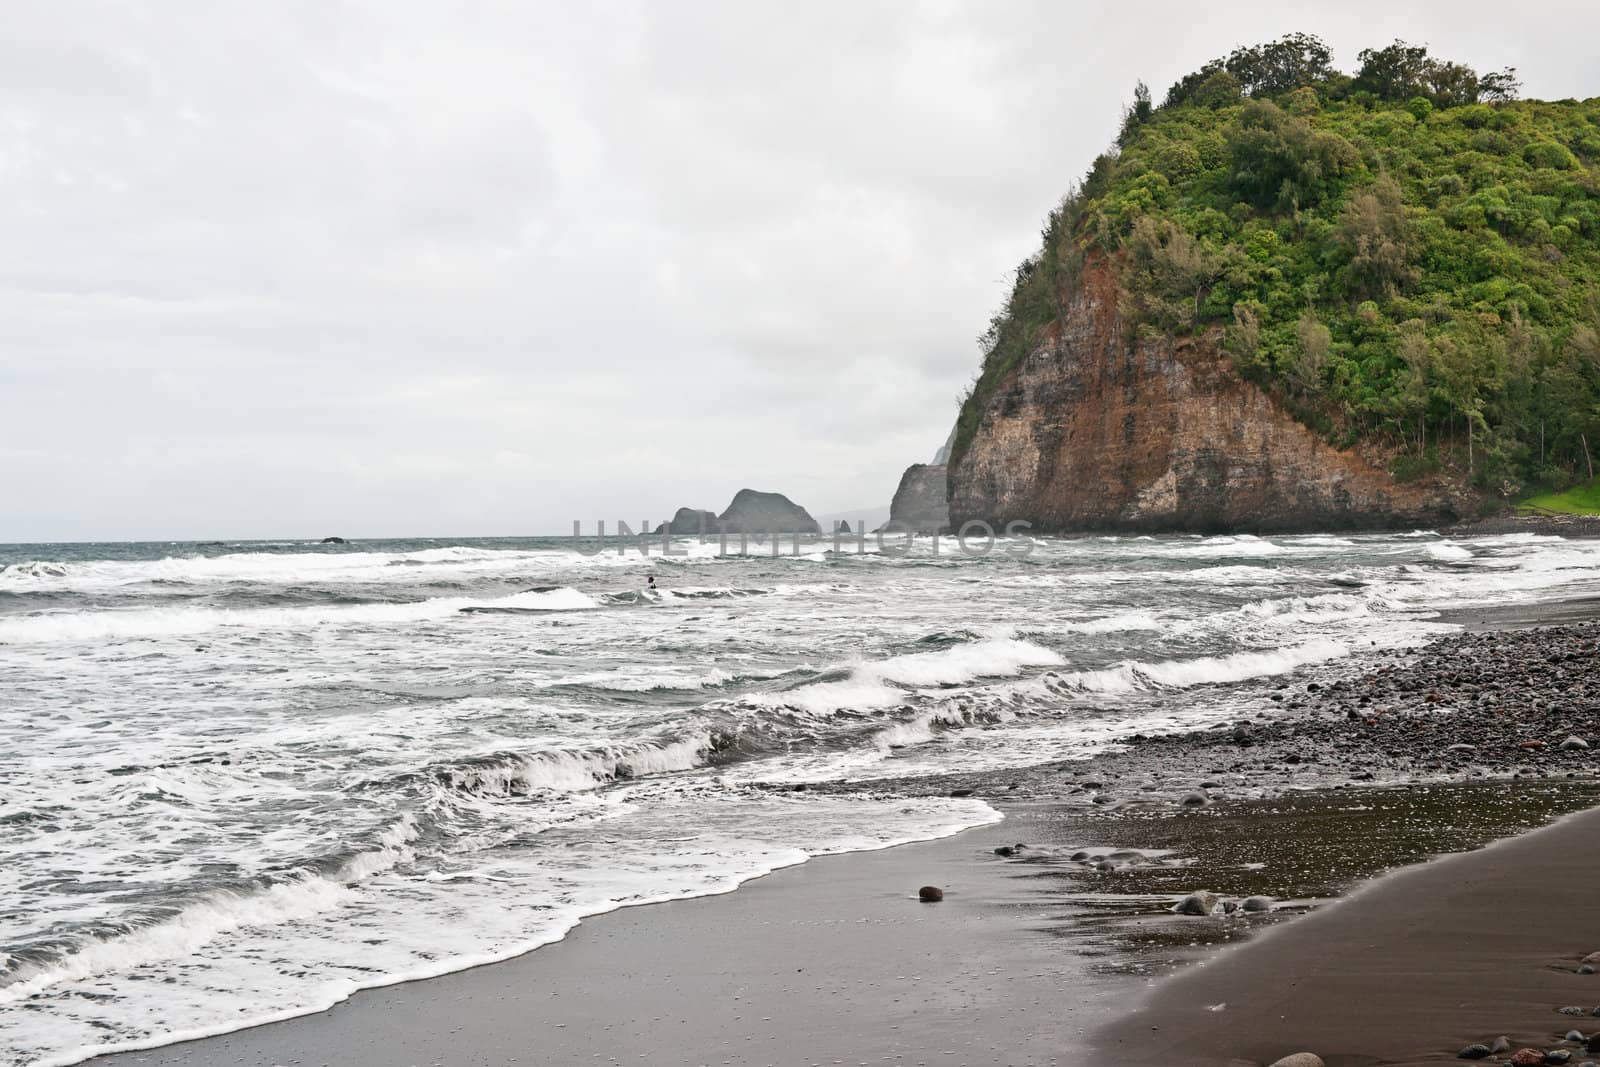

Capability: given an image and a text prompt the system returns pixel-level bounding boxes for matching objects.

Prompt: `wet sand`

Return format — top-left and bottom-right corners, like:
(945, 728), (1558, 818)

(90, 808), (1123, 1067)
(1098, 800), (1600, 1066)
(91, 783), (1600, 1067)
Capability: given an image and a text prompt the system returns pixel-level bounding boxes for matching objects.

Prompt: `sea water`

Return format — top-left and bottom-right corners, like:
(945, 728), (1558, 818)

(1, 530), (1595, 1064)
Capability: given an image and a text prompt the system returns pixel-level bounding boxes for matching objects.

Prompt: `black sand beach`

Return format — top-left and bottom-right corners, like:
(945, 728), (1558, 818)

(92, 618), (1600, 1067)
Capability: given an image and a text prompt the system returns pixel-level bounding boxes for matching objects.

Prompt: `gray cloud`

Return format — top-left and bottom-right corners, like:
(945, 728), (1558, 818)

(3, 1), (1596, 540)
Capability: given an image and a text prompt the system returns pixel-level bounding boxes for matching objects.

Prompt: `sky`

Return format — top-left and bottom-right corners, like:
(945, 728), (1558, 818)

(5, 1), (1600, 541)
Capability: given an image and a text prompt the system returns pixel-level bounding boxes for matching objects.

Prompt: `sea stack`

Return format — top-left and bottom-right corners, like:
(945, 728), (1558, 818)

(719, 489), (821, 534)
(653, 508), (720, 535)
(886, 463), (949, 535)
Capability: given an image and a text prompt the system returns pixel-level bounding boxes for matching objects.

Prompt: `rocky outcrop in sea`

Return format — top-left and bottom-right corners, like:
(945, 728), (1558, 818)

(718, 489), (820, 535)
(653, 508), (720, 535)
(886, 463), (949, 534)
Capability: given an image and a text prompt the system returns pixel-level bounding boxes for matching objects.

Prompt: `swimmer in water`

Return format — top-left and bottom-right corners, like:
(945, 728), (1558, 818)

(646, 575), (657, 592)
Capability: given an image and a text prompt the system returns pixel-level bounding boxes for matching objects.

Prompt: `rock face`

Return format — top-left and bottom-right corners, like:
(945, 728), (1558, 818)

(719, 489), (821, 534)
(886, 463), (949, 534)
(949, 259), (1466, 533)
(653, 508), (720, 535)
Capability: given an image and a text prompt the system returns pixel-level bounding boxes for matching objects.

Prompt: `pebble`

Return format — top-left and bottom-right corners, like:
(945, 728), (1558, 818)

(1493, 1037), (1512, 1053)
(1567, 1030), (1586, 1042)
(1179, 789), (1210, 807)
(1241, 895), (1275, 912)
(1510, 1051), (1545, 1066)
(1457, 1044), (1491, 1059)
(1587, 1035), (1600, 1054)
(1560, 1007), (1588, 1016)
(1547, 1050), (1574, 1065)
(1584, 952), (1600, 965)
(1562, 736), (1590, 750)
(917, 886), (943, 903)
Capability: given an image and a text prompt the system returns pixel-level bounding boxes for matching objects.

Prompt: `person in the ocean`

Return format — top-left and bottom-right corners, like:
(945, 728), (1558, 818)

(645, 575), (657, 593)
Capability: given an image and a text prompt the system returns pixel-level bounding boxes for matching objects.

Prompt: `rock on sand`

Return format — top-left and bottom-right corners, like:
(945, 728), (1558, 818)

(1173, 891), (1219, 916)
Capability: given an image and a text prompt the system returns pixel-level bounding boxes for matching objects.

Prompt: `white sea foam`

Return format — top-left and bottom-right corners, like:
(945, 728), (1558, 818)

(437, 733), (718, 795)
(1059, 638), (1351, 693)
(0, 586), (597, 644)
(2, 793), (1000, 1067)
(1058, 612), (1166, 634)
(12, 529), (1600, 1065)
(761, 638), (1064, 714)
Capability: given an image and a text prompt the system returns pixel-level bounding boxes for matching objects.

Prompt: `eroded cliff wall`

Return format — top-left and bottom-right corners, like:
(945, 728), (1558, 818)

(949, 261), (1464, 533)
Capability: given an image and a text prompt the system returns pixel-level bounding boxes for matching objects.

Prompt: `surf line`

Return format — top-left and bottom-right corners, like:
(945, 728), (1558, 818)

(567, 520), (1036, 558)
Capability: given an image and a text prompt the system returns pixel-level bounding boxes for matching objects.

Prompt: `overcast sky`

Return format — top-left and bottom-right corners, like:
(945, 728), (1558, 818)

(5, 2), (1598, 541)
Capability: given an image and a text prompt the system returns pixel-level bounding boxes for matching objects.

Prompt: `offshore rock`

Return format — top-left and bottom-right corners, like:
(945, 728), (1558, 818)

(948, 259), (1464, 533)
(886, 463), (950, 534)
(719, 489), (821, 535)
(653, 508), (720, 536)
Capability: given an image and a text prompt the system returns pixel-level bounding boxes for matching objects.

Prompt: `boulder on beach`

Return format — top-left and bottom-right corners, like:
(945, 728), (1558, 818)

(917, 885), (943, 902)
(1172, 891), (1219, 916)
(1267, 1054), (1325, 1067)
(1241, 895), (1274, 912)
(1561, 735), (1590, 750)
(320, 536), (347, 544)
(718, 489), (821, 535)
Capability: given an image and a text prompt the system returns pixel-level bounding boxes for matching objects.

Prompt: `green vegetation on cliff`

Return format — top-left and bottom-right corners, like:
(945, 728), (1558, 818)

(954, 35), (1600, 501)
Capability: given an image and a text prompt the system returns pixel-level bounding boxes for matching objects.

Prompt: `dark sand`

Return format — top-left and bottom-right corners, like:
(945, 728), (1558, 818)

(91, 784), (1600, 1067)
(89, 614), (1600, 1067)
(1099, 800), (1600, 1067)
(92, 808), (1124, 1067)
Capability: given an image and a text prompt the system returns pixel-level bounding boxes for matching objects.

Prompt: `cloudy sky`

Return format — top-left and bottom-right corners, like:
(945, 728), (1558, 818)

(5, 1), (1598, 540)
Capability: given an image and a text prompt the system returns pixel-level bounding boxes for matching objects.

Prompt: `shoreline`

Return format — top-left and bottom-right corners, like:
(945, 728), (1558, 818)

(83, 611), (1600, 1067)
(89, 781), (1600, 1067)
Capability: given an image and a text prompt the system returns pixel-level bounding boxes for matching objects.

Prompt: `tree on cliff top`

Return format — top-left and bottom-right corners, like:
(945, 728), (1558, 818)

(951, 33), (1600, 503)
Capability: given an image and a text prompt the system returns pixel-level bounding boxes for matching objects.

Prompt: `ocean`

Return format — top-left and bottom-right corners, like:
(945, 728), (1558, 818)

(2, 529), (1597, 1065)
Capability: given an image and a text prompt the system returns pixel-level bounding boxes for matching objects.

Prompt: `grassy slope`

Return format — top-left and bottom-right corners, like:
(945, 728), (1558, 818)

(1520, 479), (1600, 513)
